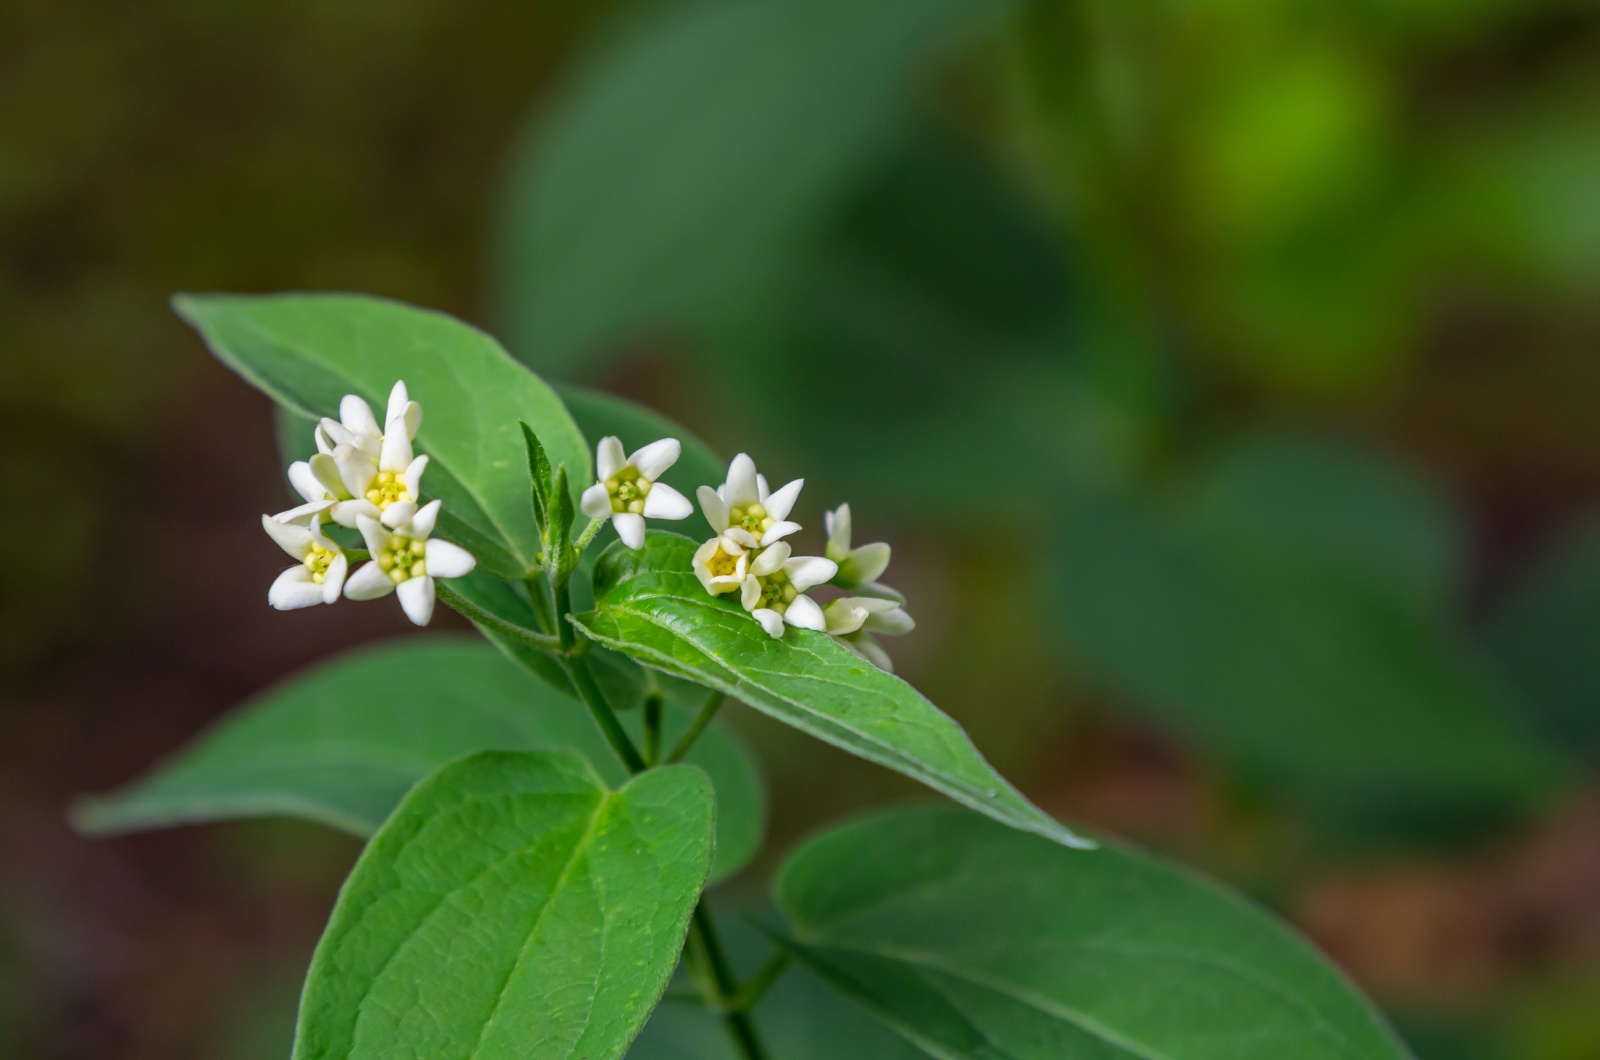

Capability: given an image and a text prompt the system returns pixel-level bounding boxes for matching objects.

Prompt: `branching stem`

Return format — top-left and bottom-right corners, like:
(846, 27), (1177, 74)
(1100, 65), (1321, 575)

(666, 690), (726, 763)
(437, 583), (563, 653)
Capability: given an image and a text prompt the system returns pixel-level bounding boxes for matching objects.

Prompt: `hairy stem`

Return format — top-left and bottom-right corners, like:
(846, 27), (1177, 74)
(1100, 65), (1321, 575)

(556, 580), (646, 773)
(665, 690), (726, 763)
(436, 583), (563, 654)
(688, 905), (771, 1060)
(574, 516), (607, 554)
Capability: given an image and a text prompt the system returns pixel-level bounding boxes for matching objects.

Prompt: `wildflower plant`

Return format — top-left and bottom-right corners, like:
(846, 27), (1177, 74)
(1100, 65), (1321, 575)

(75, 295), (1416, 1060)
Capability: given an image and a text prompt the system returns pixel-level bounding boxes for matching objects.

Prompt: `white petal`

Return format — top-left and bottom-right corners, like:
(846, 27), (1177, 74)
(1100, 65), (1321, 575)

(724, 527), (758, 549)
(597, 436), (626, 480)
(342, 560), (396, 600)
(321, 553), (349, 604)
(408, 499), (442, 539)
(759, 521), (801, 547)
(614, 512), (646, 549)
(356, 515), (390, 558)
(864, 607), (916, 636)
(581, 482), (613, 520)
(308, 453), (347, 499)
(261, 514), (312, 558)
(401, 401), (422, 441)
(274, 500), (333, 525)
(824, 600), (867, 636)
(850, 542), (892, 585)
(741, 577), (761, 611)
(288, 461), (324, 504)
(319, 417), (359, 450)
(340, 394), (381, 439)
(753, 608), (786, 639)
(268, 566), (326, 609)
(764, 478), (804, 521)
(642, 482), (692, 520)
(629, 438), (680, 481)
(334, 444), (376, 499)
(379, 415), (413, 472)
(756, 473), (770, 503)
(725, 454), (760, 508)
(784, 556), (838, 592)
(784, 594), (826, 631)
(749, 541), (791, 577)
(385, 380), (409, 426)
(314, 423), (335, 455)
(330, 499), (380, 529)
(826, 503), (852, 554)
(381, 500), (418, 529)
(403, 454), (428, 500)
(396, 576), (436, 626)
(697, 486), (729, 532)
(424, 538), (475, 579)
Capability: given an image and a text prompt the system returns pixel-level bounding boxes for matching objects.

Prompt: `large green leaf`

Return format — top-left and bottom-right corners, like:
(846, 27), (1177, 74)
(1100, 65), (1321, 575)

(571, 532), (1086, 848)
(175, 292), (589, 578)
(775, 806), (1414, 1060)
(1487, 519), (1600, 768)
(493, 0), (1012, 374)
(292, 751), (711, 1060)
(1053, 450), (1562, 814)
(75, 637), (764, 882)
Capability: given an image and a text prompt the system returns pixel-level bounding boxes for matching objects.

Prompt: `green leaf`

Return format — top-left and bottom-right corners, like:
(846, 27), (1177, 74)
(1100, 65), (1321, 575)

(292, 751), (711, 1060)
(75, 637), (764, 882)
(521, 421), (554, 540)
(775, 806), (1415, 1060)
(1487, 519), (1600, 768)
(571, 532), (1086, 849)
(493, 0), (1012, 374)
(174, 292), (589, 578)
(1053, 455), (1563, 813)
(557, 383), (725, 542)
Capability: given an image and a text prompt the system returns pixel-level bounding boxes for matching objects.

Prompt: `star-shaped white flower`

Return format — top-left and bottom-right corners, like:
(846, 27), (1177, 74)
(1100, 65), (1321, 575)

(343, 500), (476, 626)
(262, 509), (348, 610)
(284, 451), (380, 529)
(579, 436), (693, 549)
(824, 503), (900, 600)
(327, 417), (429, 526)
(314, 380), (421, 460)
(738, 541), (837, 639)
(693, 533), (750, 596)
(823, 595), (915, 672)
(696, 453), (803, 550)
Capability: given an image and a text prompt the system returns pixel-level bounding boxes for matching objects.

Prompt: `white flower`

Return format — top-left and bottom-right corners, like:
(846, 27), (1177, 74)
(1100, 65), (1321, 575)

(696, 454), (803, 550)
(824, 503), (902, 601)
(284, 451), (380, 529)
(693, 534), (750, 596)
(314, 380), (421, 459)
(326, 420), (429, 527)
(343, 500), (476, 626)
(823, 595), (915, 671)
(579, 436), (693, 549)
(738, 541), (837, 639)
(262, 509), (348, 610)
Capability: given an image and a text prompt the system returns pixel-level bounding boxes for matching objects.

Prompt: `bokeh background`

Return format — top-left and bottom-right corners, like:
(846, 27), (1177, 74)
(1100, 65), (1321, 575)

(4, 0), (1600, 1056)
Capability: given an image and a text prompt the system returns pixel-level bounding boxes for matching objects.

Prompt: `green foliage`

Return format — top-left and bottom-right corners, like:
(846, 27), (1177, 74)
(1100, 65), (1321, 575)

(572, 532), (1088, 849)
(1053, 435), (1565, 819)
(75, 637), (764, 882)
(291, 751), (712, 1060)
(774, 806), (1415, 1060)
(1488, 520), (1600, 768)
(493, 0), (1013, 374)
(175, 293), (589, 578)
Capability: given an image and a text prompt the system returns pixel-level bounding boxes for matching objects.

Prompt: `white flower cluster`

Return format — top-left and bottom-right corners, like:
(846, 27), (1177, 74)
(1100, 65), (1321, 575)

(581, 441), (913, 667)
(262, 381), (475, 626)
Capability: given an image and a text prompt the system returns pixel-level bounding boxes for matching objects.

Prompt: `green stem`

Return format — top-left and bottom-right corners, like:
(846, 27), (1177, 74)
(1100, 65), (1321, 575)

(437, 583), (563, 654)
(727, 950), (792, 1014)
(688, 905), (771, 1060)
(555, 578), (646, 773)
(574, 516), (607, 554)
(665, 691), (726, 763)
(642, 694), (664, 766)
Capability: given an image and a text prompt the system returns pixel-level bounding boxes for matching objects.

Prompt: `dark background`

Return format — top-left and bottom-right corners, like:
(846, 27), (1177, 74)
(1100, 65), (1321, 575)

(3, 1), (1599, 1057)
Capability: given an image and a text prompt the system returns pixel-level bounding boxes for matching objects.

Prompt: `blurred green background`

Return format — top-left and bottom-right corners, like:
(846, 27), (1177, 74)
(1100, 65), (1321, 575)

(3, 0), (1600, 1056)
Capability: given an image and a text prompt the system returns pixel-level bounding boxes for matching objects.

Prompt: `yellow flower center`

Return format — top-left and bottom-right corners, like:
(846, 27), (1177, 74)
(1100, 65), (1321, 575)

(300, 541), (339, 585)
(706, 546), (741, 579)
(376, 535), (428, 584)
(605, 467), (652, 514)
(364, 469), (412, 510)
(728, 502), (774, 536)
(753, 567), (797, 614)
